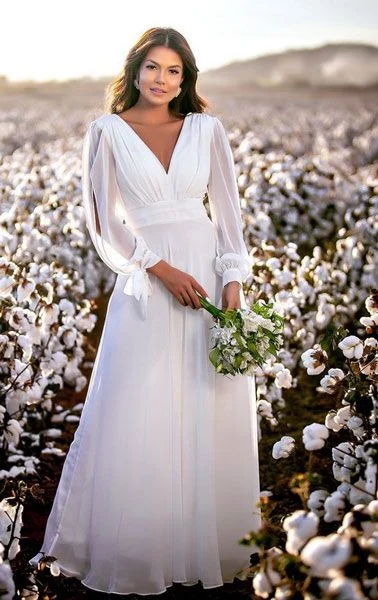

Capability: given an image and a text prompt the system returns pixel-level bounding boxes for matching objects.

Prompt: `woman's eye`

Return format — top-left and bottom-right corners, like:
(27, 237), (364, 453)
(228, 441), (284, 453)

(146, 65), (179, 74)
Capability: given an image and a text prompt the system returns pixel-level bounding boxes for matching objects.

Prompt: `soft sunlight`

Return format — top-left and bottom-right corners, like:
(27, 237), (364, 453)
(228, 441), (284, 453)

(0, 0), (377, 82)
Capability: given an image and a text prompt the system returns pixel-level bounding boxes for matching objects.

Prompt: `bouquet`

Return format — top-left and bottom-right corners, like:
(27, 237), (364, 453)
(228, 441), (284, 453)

(196, 293), (284, 377)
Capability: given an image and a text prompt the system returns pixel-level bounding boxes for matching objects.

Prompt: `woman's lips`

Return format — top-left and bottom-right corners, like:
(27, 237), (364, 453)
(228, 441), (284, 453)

(150, 88), (166, 95)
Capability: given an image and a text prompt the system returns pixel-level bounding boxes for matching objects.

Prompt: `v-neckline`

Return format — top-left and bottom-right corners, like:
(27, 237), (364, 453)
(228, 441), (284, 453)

(114, 112), (192, 177)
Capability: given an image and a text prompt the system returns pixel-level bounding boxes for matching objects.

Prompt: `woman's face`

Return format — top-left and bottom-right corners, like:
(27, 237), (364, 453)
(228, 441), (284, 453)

(136, 46), (184, 106)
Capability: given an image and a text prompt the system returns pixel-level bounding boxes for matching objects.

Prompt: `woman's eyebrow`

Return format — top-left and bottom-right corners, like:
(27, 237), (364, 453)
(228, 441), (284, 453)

(146, 59), (182, 68)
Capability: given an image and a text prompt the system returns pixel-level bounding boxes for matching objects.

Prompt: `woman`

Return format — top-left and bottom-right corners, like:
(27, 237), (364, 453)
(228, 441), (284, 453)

(29, 26), (261, 596)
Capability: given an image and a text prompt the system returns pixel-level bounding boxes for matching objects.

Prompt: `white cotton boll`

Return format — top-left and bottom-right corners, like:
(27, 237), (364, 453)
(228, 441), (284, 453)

(257, 400), (273, 418)
(39, 303), (60, 326)
(364, 337), (378, 350)
(49, 560), (61, 576)
(338, 335), (364, 359)
(17, 334), (33, 362)
(266, 257), (281, 270)
(0, 275), (15, 297)
(16, 278), (36, 303)
(273, 269), (294, 286)
(9, 307), (36, 332)
(0, 560), (16, 598)
(367, 500), (378, 517)
(324, 491), (346, 522)
(75, 375), (87, 393)
(301, 534), (352, 577)
(0, 498), (24, 560)
(272, 436), (295, 459)
(303, 423), (329, 451)
(348, 478), (374, 507)
(274, 368), (292, 388)
(252, 571), (273, 598)
(315, 302), (335, 329)
(327, 576), (366, 599)
(314, 264), (329, 283)
(253, 571), (273, 598)
(334, 406), (352, 427)
(61, 328), (77, 348)
(320, 368), (345, 394)
(360, 313), (378, 330)
(283, 510), (319, 555)
(365, 294), (378, 316)
(307, 489), (329, 516)
(274, 585), (291, 600)
(10, 359), (33, 387)
(347, 416), (364, 438)
(3, 420), (23, 446)
(301, 344), (328, 375)
(5, 389), (27, 416)
(325, 410), (344, 432)
(64, 359), (82, 385)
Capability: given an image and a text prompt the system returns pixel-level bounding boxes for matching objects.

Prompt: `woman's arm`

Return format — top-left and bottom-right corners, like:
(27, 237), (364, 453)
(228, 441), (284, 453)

(81, 120), (163, 318)
(207, 116), (252, 308)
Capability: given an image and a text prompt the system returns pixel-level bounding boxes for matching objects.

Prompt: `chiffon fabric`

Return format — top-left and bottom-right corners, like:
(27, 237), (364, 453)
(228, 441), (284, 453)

(29, 111), (262, 595)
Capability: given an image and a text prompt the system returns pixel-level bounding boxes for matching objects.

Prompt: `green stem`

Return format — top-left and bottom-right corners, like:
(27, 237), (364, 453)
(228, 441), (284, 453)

(196, 293), (224, 321)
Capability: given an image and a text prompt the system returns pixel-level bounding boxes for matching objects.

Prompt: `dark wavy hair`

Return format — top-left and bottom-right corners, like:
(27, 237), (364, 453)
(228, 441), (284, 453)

(104, 27), (209, 117)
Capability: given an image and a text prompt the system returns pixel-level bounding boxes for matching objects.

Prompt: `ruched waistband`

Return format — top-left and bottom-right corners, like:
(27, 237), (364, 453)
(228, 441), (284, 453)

(123, 197), (209, 229)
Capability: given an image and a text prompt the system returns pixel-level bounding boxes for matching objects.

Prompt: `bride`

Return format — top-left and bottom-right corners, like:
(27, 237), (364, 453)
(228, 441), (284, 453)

(29, 25), (261, 596)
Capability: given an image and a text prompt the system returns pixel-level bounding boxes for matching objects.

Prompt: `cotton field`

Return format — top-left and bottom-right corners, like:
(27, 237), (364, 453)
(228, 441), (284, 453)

(0, 87), (377, 598)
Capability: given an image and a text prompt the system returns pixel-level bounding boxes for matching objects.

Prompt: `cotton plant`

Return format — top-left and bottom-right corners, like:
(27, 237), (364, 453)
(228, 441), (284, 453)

(0, 541), (16, 600)
(0, 254), (96, 474)
(239, 292), (378, 599)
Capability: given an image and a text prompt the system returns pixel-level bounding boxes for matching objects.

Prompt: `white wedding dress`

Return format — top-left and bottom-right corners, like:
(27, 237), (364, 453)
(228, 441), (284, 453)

(29, 111), (261, 596)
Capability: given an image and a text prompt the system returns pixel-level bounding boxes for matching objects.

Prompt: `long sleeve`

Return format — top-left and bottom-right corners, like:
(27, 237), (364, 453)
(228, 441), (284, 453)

(81, 120), (162, 318)
(207, 116), (252, 287)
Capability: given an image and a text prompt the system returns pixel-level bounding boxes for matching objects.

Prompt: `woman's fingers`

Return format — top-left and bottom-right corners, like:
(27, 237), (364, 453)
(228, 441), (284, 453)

(192, 280), (208, 299)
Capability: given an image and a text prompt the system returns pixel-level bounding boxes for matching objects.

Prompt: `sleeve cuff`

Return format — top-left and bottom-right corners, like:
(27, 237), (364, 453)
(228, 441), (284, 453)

(222, 268), (243, 287)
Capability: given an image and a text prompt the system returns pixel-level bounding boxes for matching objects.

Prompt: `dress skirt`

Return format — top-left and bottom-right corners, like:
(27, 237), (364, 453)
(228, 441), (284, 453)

(29, 213), (261, 596)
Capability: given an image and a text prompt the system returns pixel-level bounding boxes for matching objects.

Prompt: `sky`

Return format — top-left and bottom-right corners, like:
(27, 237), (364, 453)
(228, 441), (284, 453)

(1, 0), (378, 82)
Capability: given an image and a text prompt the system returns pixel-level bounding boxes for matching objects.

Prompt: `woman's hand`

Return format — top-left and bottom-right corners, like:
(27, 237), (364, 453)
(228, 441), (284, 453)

(147, 260), (208, 309)
(222, 281), (241, 310)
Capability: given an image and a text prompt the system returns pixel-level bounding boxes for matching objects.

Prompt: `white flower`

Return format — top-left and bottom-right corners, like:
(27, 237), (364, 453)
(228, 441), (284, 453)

(301, 533), (352, 577)
(307, 489), (329, 516)
(320, 368), (345, 394)
(303, 423), (329, 451)
(283, 510), (319, 555)
(272, 436), (295, 459)
(274, 368), (292, 388)
(338, 335), (364, 359)
(301, 344), (328, 375)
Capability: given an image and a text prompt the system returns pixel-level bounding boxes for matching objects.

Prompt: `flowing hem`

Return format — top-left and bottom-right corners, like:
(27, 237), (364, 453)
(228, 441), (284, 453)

(28, 555), (250, 596)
